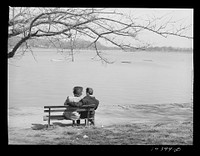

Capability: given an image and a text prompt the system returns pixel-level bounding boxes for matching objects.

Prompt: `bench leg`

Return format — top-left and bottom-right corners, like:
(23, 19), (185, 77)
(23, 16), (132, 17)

(92, 115), (95, 126)
(77, 120), (80, 125)
(48, 118), (50, 128)
(48, 108), (51, 127)
(93, 118), (95, 126)
(85, 119), (89, 126)
(86, 110), (90, 126)
(72, 120), (75, 126)
(90, 118), (95, 126)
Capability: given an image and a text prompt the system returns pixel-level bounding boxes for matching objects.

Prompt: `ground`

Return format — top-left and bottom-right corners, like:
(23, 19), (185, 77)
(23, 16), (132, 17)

(9, 119), (192, 145)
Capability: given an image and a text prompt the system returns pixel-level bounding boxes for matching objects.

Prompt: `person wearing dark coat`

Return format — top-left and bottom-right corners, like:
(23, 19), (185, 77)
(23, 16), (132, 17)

(67, 87), (99, 125)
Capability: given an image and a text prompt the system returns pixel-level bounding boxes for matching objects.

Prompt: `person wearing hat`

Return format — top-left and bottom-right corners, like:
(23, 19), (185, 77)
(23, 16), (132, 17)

(63, 86), (84, 123)
(64, 86), (84, 104)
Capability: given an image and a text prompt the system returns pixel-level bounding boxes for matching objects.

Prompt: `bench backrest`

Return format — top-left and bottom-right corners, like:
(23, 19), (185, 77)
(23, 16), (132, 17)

(44, 105), (95, 113)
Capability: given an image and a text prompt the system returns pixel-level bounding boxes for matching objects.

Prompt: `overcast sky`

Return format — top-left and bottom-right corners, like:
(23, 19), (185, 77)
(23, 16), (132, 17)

(101, 8), (193, 48)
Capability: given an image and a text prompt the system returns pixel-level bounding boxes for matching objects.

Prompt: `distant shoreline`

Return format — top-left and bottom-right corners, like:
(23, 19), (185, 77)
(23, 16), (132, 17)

(8, 47), (193, 53)
(8, 36), (193, 52)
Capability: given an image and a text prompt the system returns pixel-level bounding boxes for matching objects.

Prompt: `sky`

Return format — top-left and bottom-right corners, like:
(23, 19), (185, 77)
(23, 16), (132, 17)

(100, 8), (193, 48)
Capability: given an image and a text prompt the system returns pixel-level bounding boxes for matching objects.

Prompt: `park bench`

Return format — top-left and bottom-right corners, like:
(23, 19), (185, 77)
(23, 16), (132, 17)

(43, 104), (96, 127)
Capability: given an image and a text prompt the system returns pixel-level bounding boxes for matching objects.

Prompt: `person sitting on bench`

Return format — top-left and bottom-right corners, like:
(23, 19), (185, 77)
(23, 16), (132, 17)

(67, 87), (99, 125)
(63, 86), (84, 122)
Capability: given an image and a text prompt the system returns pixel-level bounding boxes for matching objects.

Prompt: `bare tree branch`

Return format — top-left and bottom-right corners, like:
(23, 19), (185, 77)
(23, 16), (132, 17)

(8, 7), (193, 62)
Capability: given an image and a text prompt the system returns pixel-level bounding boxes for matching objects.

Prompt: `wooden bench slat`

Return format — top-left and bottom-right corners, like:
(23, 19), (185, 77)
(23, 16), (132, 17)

(81, 104), (96, 108)
(44, 106), (67, 108)
(77, 108), (95, 111)
(43, 115), (65, 121)
(44, 104), (96, 109)
(43, 115), (94, 121)
(44, 108), (95, 112)
(44, 109), (66, 112)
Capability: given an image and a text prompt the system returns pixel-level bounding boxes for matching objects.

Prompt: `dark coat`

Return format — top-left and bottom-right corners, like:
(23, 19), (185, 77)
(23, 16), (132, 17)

(67, 95), (99, 110)
(66, 95), (99, 118)
(81, 95), (99, 110)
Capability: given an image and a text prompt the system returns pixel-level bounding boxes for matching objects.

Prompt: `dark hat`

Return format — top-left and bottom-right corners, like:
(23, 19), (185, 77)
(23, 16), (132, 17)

(86, 87), (93, 95)
(73, 86), (83, 96)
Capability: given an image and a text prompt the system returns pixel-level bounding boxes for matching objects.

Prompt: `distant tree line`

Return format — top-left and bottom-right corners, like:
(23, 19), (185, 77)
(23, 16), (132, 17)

(144, 46), (192, 52)
(8, 36), (120, 50)
(8, 36), (192, 52)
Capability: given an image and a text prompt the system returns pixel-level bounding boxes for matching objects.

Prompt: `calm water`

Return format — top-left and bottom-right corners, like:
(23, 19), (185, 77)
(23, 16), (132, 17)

(8, 48), (193, 127)
(8, 48), (193, 108)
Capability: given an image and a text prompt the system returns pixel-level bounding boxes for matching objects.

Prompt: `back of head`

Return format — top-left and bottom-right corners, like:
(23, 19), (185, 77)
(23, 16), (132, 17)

(86, 87), (93, 95)
(73, 86), (83, 97)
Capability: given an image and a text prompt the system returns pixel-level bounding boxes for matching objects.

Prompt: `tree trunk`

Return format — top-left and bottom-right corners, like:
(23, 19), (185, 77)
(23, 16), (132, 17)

(70, 37), (74, 62)
(8, 36), (31, 58)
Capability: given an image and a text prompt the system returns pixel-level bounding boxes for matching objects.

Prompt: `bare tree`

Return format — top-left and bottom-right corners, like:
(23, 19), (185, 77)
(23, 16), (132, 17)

(69, 29), (78, 62)
(8, 7), (193, 63)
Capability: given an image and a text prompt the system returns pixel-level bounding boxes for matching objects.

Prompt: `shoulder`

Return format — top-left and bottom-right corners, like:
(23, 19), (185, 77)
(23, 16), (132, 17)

(68, 96), (82, 102)
(90, 95), (98, 100)
(83, 95), (99, 103)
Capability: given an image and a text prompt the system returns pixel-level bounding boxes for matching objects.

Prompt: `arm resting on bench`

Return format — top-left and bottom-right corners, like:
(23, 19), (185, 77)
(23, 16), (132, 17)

(81, 104), (96, 108)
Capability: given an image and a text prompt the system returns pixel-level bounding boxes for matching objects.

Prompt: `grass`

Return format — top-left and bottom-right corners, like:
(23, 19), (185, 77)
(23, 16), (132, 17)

(9, 120), (193, 145)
